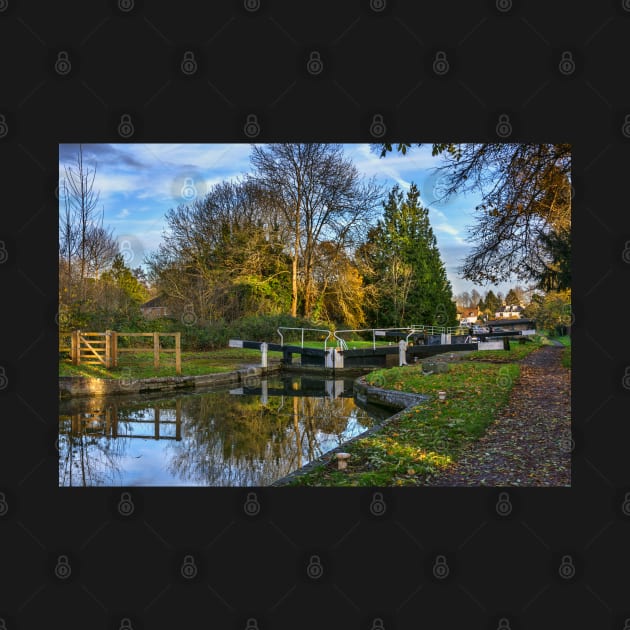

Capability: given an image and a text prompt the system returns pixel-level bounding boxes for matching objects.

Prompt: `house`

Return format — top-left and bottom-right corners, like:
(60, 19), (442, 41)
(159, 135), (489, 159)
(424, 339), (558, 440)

(456, 304), (481, 325)
(140, 295), (171, 319)
(494, 304), (525, 319)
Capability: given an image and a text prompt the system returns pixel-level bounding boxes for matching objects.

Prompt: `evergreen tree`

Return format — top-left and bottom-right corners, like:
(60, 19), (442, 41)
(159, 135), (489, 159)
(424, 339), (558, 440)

(360, 183), (457, 327)
(482, 290), (501, 316)
(505, 288), (520, 306)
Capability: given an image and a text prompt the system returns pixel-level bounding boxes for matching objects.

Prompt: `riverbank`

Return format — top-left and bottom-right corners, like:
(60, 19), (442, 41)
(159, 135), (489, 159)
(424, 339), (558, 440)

(59, 364), (282, 398)
(280, 359), (520, 486)
(280, 336), (570, 487)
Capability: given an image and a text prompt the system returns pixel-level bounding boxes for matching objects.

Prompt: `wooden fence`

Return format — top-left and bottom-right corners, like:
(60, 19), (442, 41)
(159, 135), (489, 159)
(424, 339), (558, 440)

(63, 330), (181, 374)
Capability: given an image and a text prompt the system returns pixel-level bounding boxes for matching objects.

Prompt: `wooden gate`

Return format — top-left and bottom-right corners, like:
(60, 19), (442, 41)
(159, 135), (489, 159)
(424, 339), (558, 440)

(71, 330), (114, 367)
(68, 330), (181, 373)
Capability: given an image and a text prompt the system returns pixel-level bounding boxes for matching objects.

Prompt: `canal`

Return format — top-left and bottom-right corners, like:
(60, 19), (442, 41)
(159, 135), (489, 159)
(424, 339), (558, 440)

(58, 373), (392, 487)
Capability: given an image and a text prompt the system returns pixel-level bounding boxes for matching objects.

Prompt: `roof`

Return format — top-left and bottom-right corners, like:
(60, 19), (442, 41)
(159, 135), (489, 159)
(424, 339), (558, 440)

(141, 295), (168, 308)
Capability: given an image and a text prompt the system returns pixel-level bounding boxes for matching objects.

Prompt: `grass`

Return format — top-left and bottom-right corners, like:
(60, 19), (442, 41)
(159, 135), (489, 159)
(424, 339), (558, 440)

(58, 348), (278, 379)
(287, 360), (520, 486)
(460, 335), (545, 362)
(553, 335), (571, 347)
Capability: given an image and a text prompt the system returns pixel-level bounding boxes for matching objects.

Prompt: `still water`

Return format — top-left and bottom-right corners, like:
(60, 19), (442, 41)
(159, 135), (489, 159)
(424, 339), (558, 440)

(58, 373), (391, 487)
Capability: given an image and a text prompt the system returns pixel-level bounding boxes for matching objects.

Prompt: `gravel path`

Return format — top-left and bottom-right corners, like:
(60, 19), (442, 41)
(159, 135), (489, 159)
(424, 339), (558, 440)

(426, 345), (571, 487)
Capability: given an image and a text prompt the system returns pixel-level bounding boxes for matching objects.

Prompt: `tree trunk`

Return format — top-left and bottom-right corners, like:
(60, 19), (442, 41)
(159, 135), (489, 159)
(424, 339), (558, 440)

(291, 254), (298, 318)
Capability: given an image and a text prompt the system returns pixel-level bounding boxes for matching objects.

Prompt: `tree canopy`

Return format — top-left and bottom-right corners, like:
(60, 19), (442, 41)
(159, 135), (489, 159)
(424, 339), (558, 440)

(358, 183), (457, 327)
(375, 143), (571, 291)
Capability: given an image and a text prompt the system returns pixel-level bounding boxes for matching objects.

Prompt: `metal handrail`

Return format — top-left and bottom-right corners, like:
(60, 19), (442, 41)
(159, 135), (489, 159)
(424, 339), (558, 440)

(276, 327), (332, 350)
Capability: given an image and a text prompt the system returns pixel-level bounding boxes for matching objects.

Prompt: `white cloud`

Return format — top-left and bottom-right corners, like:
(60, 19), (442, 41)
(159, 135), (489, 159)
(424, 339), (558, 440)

(116, 208), (130, 218)
(434, 222), (459, 236)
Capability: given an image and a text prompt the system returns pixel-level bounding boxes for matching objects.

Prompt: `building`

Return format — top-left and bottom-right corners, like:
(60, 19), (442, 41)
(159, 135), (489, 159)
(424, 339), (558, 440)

(494, 304), (525, 319)
(140, 295), (170, 319)
(456, 304), (481, 325)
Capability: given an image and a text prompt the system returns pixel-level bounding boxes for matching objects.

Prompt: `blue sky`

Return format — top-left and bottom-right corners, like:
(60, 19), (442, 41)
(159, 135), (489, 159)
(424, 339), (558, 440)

(58, 143), (518, 297)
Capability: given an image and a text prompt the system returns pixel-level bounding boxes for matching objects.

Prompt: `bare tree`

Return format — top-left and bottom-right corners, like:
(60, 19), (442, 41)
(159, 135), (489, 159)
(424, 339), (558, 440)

(63, 145), (102, 284)
(249, 144), (382, 318)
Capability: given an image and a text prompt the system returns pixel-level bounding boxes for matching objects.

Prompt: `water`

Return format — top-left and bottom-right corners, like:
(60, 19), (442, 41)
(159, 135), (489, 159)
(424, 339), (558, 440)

(58, 373), (392, 487)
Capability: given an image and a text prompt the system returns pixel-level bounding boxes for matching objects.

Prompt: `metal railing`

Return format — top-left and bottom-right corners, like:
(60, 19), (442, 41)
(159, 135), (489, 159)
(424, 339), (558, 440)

(276, 324), (476, 353)
(277, 327), (333, 351)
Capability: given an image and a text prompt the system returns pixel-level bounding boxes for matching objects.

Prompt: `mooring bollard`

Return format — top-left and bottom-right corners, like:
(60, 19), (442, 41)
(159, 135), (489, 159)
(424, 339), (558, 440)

(260, 342), (268, 368)
(398, 339), (408, 366)
(336, 452), (351, 470)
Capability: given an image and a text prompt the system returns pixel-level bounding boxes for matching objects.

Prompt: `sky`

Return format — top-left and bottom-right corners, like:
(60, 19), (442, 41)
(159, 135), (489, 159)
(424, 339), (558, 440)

(58, 142), (519, 298)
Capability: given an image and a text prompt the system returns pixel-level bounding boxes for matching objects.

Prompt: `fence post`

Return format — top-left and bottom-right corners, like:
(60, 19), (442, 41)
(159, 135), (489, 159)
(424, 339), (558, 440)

(105, 330), (111, 368)
(175, 332), (181, 375)
(76, 330), (81, 365)
(153, 332), (160, 368)
(71, 330), (77, 364)
(112, 331), (118, 367)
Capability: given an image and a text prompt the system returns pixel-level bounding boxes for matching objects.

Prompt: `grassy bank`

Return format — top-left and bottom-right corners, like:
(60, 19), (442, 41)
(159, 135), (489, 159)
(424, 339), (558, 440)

(287, 360), (520, 486)
(58, 348), (281, 379)
(458, 335), (545, 362)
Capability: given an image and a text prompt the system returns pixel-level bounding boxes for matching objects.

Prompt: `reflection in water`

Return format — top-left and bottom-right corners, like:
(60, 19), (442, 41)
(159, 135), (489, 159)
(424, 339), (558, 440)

(58, 374), (391, 487)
